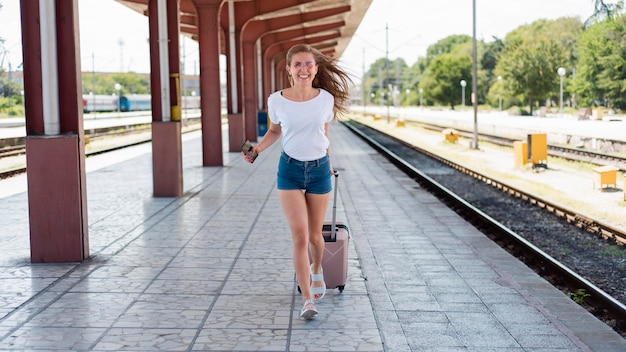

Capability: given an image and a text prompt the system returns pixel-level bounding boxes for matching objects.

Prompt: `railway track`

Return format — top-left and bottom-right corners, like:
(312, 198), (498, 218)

(343, 119), (626, 334)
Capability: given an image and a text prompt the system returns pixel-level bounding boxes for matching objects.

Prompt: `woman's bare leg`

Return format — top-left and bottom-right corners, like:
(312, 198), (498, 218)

(306, 192), (331, 296)
(278, 189), (312, 302)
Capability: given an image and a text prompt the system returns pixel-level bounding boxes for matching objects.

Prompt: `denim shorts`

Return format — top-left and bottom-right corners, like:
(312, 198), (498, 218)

(277, 152), (332, 194)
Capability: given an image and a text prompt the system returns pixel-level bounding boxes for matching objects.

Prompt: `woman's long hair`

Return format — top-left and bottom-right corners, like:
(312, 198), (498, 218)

(286, 44), (353, 120)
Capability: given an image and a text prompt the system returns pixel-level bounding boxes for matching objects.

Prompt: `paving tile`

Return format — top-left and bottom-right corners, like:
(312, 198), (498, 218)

(506, 323), (581, 349)
(288, 328), (383, 352)
(227, 261), (297, 283)
(157, 267), (230, 282)
(23, 292), (138, 328)
(445, 311), (521, 349)
(204, 308), (291, 329)
(94, 327), (197, 351)
(0, 327), (107, 350)
(69, 278), (152, 294)
(403, 322), (465, 350)
(167, 255), (236, 269)
(389, 291), (442, 312)
(114, 305), (212, 329)
(145, 279), (223, 295)
(85, 265), (163, 281)
(211, 294), (293, 312)
(221, 279), (297, 296)
(238, 248), (292, 259)
(0, 264), (77, 279)
(0, 291), (64, 327)
(193, 328), (288, 351)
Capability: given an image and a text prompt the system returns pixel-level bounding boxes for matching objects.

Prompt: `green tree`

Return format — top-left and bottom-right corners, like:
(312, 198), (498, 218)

(573, 13), (626, 109)
(417, 34), (492, 109)
(424, 34), (471, 67)
(482, 37), (504, 72)
(421, 53), (472, 109)
(497, 41), (566, 115)
(448, 39), (491, 106)
(482, 38), (506, 108)
(494, 18), (576, 115)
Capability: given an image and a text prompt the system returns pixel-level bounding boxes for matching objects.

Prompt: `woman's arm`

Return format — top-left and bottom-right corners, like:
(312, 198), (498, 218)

(254, 121), (281, 155)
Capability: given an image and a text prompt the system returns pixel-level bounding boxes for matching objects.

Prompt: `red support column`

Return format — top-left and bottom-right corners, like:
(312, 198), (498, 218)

(220, 3), (244, 152)
(20, 0), (89, 262)
(195, 1), (224, 166)
(148, 0), (184, 197)
(225, 32), (244, 152)
(221, 21), (245, 152)
(241, 39), (258, 142)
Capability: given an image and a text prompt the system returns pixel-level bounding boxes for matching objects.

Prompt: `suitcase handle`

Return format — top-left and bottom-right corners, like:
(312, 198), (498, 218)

(330, 170), (339, 241)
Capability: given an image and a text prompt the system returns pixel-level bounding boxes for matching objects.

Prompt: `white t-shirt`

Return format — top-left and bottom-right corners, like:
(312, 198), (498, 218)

(267, 89), (334, 161)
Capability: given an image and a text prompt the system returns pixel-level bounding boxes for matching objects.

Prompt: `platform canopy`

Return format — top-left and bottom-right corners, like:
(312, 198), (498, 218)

(116, 0), (371, 59)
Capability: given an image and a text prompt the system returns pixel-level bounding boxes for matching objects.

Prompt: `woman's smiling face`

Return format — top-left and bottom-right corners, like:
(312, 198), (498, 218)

(288, 52), (318, 85)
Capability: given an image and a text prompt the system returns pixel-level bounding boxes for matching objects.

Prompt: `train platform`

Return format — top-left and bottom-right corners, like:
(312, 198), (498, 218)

(1, 123), (625, 351)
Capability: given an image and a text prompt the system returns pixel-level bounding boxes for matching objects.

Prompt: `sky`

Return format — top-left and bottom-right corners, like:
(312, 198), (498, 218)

(0, 0), (606, 82)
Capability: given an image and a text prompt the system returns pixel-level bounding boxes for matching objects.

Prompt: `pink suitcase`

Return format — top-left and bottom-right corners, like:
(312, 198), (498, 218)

(320, 171), (349, 292)
(299, 171), (349, 293)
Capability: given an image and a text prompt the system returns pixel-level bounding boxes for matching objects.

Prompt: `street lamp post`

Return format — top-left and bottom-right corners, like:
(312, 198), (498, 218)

(471, 0), (478, 150)
(497, 76), (502, 111)
(557, 67), (566, 116)
(460, 80), (466, 109)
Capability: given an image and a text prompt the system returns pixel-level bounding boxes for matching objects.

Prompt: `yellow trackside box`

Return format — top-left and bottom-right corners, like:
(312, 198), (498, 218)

(527, 133), (547, 168)
(442, 128), (458, 143)
(592, 165), (619, 190)
(513, 141), (528, 167)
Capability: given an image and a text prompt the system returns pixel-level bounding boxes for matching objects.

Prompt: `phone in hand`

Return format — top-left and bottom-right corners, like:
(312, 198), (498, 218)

(241, 140), (258, 163)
